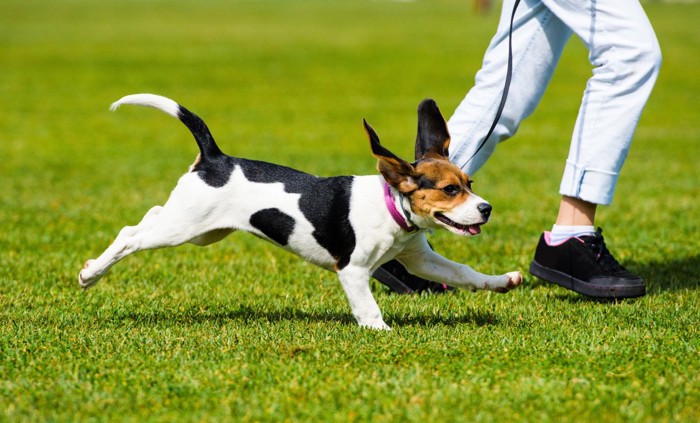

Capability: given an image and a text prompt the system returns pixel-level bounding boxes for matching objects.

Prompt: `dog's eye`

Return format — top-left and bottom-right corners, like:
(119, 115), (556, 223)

(442, 184), (461, 196)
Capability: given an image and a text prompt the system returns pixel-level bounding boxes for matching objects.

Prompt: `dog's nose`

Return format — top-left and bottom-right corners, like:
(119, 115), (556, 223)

(478, 203), (492, 219)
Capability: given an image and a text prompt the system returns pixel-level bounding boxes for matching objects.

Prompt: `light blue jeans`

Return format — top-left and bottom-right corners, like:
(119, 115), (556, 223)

(448, 0), (661, 205)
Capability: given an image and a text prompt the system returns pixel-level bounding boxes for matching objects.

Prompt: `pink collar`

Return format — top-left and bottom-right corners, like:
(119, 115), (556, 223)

(383, 182), (418, 233)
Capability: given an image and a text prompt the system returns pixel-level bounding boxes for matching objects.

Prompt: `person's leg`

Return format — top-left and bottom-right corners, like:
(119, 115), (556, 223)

(448, 0), (572, 175)
(543, 0), (662, 206)
(531, 0), (661, 298)
(556, 196), (595, 226)
(374, 0), (572, 294)
(548, 195), (596, 244)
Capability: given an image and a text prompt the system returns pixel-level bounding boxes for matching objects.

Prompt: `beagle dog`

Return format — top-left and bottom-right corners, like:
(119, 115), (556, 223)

(79, 94), (521, 330)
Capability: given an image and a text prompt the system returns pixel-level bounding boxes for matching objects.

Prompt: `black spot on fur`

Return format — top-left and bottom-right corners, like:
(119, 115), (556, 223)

(191, 155), (236, 188)
(250, 208), (296, 246)
(191, 154), (357, 269)
(297, 176), (356, 270)
(240, 160), (357, 269)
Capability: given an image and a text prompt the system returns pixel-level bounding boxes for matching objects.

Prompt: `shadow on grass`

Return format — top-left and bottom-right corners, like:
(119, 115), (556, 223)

(117, 305), (354, 327)
(388, 308), (499, 327)
(632, 254), (700, 294)
(116, 303), (498, 328)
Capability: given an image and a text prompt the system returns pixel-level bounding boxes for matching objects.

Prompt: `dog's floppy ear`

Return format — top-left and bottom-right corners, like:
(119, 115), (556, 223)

(364, 119), (418, 193)
(414, 99), (451, 161)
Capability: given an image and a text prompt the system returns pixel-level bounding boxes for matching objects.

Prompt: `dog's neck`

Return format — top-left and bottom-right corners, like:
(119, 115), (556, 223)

(383, 182), (419, 233)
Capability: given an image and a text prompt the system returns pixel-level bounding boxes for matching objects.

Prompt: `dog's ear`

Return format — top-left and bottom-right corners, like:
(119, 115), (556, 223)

(364, 119), (418, 193)
(414, 99), (451, 161)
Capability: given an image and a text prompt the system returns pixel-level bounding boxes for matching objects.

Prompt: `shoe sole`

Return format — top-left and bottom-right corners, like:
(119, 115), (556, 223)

(529, 260), (645, 299)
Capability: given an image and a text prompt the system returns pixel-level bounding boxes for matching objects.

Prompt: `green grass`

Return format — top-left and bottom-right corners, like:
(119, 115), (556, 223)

(1, 0), (698, 421)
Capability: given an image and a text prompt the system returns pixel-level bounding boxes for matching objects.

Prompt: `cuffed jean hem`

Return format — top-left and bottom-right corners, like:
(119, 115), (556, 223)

(559, 161), (618, 206)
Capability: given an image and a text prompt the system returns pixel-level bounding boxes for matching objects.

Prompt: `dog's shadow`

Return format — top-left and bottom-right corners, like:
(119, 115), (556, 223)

(117, 305), (352, 327)
(388, 306), (498, 327)
(117, 302), (499, 329)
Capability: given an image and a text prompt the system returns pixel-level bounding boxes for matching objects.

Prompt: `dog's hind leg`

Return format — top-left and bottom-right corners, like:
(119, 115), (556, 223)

(337, 266), (390, 330)
(79, 205), (161, 288)
(78, 202), (222, 289)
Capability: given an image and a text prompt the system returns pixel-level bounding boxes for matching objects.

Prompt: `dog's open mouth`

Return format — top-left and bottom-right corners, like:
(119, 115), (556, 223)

(435, 212), (483, 235)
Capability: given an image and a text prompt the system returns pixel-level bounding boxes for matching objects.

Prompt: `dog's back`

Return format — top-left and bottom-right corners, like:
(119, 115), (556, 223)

(113, 94), (376, 271)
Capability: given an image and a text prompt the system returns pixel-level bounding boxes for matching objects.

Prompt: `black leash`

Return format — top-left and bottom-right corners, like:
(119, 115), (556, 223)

(461, 0), (521, 169)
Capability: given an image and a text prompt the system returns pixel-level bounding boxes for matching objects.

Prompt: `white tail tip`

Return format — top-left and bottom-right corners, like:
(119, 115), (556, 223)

(109, 93), (180, 118)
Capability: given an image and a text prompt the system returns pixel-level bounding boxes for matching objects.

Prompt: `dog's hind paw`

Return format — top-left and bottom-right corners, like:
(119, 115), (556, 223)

(359, 320), (392, 331)
(78, 260), (101, 290)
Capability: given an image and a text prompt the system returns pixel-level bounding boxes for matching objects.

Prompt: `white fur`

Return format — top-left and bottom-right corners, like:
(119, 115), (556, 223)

(110, 94), (180, 118)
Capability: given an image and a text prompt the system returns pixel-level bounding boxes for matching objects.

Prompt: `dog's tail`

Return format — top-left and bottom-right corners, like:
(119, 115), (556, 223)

(110, 94), (224, 160)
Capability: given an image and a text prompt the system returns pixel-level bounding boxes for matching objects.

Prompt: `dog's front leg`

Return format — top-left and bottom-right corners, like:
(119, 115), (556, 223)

(398, 237), (522, 293)
(337, 266), (390, 330)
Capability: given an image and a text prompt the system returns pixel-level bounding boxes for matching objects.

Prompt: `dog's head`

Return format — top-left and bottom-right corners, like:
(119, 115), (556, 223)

(364, 99), (491, 236)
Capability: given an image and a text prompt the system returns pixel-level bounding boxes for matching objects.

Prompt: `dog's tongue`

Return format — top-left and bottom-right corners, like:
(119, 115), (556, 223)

(468, 225), (481, 235)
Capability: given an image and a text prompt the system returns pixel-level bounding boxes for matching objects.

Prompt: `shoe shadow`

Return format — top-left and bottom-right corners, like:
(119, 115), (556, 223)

(631, 254), (700, 294)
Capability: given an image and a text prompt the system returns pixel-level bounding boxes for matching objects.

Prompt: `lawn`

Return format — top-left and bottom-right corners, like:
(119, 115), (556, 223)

(1, 0), (698, 421)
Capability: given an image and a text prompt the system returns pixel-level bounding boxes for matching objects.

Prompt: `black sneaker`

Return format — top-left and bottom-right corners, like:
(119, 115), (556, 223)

(529, 228), (645, 299)
(372, 260), (453, 294)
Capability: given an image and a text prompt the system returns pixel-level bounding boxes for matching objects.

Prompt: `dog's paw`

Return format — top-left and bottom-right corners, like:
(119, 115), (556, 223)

(78, 260), (100, 290)
(506, 271), (522, 288)
(492, 271), (522, 293)
(359, 320), (392, 331)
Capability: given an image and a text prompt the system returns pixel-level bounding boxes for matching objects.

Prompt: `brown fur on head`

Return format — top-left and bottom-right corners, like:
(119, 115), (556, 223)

(363, 99), (476, 219)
